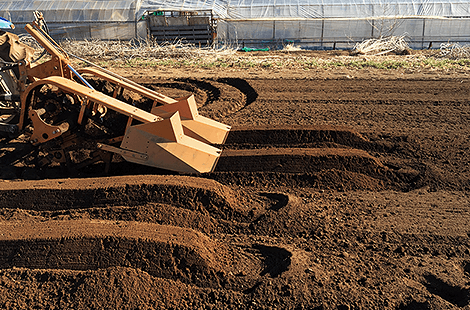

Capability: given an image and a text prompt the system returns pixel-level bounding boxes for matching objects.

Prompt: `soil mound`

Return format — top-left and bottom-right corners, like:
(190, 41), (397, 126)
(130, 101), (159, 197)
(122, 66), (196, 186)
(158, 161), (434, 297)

(0, 175), (250, 220)
(0, 220), (223, 288)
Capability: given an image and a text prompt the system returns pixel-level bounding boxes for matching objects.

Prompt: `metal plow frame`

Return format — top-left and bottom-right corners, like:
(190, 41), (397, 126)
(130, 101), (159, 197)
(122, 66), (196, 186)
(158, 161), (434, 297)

(22, 76), (222, 173)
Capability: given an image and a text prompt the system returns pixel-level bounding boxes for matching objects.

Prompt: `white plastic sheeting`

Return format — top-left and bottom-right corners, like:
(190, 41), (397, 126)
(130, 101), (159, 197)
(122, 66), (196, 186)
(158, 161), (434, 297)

(0, 0), (139, 23)
(0, 0), (143, 39)
(139, 0), (470, 19)
(217, 18), (470, 49)
(1, 0), (470, 47)
(137, 0), (470, 48)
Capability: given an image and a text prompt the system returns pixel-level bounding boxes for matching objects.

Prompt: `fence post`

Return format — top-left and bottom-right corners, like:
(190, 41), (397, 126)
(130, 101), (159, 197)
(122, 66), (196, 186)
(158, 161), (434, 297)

(422, 18), (426, 49)
(321, 19), (324, 48)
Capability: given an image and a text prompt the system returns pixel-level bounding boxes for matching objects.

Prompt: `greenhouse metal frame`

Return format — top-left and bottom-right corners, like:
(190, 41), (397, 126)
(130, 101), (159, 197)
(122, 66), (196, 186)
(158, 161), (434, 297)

(0, 0), (469, 49)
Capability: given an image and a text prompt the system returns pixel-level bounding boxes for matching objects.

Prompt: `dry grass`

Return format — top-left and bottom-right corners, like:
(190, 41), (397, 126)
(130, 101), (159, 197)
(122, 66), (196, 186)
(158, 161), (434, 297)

(16, 35), (470, 70)
(18, 34), (42, 50)
(439, 42), (470, 59)
(282, 43), (302, 52)
(352, 35), (410, 56)
(60, 38), (237, 61)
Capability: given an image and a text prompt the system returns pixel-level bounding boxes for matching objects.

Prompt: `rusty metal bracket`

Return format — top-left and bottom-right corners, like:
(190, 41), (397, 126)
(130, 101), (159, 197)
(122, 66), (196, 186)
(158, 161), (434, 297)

(29, 109), (68, 145)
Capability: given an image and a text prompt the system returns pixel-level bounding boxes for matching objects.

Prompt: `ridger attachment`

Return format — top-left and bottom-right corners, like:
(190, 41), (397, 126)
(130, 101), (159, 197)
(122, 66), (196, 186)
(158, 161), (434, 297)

(0, 12), (230, 173)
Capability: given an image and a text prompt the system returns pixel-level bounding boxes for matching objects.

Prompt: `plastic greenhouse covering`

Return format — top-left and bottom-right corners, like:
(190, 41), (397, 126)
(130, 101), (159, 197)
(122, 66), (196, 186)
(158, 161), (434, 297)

(0, 0), (470, 48)
(139, 0), (470, 19)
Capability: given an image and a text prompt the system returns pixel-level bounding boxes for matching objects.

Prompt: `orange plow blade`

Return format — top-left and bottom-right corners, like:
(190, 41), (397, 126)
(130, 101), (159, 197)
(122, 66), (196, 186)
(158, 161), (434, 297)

(151, 95), (231, 144)
(117, 112), (221, 173)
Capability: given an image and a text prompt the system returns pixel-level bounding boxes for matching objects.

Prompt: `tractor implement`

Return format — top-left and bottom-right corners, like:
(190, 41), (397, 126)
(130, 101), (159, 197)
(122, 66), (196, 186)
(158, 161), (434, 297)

(0, 12), (230, 173)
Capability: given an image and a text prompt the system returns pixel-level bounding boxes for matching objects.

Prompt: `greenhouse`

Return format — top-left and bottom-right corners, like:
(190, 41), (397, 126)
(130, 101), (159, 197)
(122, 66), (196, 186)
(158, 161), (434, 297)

(0, 0), (470, 49)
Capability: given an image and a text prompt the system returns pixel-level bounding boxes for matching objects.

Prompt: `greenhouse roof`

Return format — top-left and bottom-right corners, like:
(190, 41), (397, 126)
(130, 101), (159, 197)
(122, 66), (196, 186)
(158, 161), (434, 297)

(1, 0), (470, 24)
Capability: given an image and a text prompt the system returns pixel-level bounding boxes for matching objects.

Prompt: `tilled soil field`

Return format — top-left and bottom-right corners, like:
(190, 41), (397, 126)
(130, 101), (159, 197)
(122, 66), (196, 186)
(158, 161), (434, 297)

(0, 54), (469, 309)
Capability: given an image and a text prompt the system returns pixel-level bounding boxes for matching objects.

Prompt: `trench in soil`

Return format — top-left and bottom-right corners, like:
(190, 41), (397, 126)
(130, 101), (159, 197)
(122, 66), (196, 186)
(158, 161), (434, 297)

(0, 175), (297, 290)
(0, 126), (424, 191)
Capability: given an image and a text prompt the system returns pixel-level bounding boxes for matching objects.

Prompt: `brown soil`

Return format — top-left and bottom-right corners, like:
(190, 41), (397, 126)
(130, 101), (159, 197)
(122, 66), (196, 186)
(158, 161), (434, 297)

(0, 54), (469, 309)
